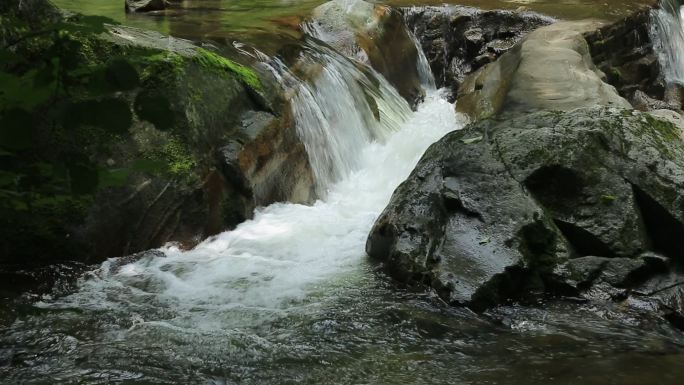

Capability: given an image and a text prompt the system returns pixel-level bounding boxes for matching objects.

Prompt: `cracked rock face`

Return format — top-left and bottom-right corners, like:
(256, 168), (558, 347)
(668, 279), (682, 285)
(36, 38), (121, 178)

(456, 21), (632, 121)
(367, 107), (684, 318)
(403, 6), (553, 100)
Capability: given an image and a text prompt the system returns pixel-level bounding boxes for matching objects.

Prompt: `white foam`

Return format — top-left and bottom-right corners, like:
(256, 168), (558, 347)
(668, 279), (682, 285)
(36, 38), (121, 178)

(47, 90), (465, 331)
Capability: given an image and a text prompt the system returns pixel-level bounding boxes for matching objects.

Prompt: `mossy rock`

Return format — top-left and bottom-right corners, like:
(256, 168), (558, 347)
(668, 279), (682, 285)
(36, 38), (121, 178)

(368, 107), (684, 311)
(0, 0), (305, 266)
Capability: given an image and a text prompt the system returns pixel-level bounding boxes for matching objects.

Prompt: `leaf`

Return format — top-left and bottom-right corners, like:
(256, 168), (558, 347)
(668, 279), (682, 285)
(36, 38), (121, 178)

(601, 195), (617, 204)
(96, 98), (133, 134)
(131, 158), (167, 173)
(98, 167), (131, 188)
(55, 15), (117, 36)
(62, 98), (132, 134)
(0, 71), (53, 110)
(479, 237), (491, 245)
(0, 50), (22, 69)
(68, 161), (99, 195)
(0, 108), (33, 150)
(461, 136), (483, 145)
(105, 58), (140, 91)
(134, 90), (175, 131)
(0, 171), (18, 188)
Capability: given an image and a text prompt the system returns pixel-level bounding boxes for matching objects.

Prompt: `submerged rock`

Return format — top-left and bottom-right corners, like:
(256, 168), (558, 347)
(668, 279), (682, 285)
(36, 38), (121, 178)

(367, 107), (684, 313)
(403, 6), (553, 99)
(306, 0), (424, 106)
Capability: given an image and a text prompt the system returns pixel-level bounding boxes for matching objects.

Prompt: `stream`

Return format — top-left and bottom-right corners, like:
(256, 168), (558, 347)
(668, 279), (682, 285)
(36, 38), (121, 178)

(3, 0), (684, 384)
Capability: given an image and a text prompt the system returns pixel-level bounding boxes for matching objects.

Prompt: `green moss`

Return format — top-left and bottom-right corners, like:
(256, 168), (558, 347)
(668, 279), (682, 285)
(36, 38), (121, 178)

(140, 51), (186, 86)
(608, 67), (623, 83)
(643, 114), (679, 143)
(193, 48), (262, 91)
(160, 137), (197, 179)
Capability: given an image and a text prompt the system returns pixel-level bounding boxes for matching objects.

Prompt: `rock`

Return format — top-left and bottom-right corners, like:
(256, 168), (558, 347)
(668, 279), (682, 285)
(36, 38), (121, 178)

(551, 253), (668, 295)
(125, 0), (168, 13)
(0, 2), (314, 267)
(632, 90), (673, 111)
(584, 9), (667, 105)
(647, 108), (684, 132)
(403, 6), (553, 99)
(457, 21), (632, 121)
(368, 107), (684, 311)
(306, 0), (424, 106)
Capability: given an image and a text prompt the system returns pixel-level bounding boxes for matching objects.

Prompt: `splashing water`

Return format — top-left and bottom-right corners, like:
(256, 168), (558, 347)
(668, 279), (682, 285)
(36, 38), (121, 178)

(651, 0), (684, 84)
(39, 85), (464, 332)
(264, 39), (412, 195)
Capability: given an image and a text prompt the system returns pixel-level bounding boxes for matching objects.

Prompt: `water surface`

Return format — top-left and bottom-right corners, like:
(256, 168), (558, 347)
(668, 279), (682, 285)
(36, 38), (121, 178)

(52, 0), (652, 53)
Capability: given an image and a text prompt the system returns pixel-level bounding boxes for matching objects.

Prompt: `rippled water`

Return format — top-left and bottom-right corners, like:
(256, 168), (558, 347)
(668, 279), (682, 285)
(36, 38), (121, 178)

(52, 0), (651, 53)
(4, 1), (684, 384)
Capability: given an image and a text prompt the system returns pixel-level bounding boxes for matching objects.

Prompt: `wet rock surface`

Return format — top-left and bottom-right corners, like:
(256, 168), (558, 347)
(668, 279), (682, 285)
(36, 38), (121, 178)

(403, 6), (553, 100)
(306, 0), (424, 106)
(456, 21), (632, 120)
(368, 107), (684, 327)
(585, 9), (667, 104)
(0, 2), (314, 268)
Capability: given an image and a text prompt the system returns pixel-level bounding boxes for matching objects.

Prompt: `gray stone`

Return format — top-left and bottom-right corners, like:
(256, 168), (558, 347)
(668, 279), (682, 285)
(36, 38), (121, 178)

(457, 21), (632, 121)
(368, 107), (684, 310)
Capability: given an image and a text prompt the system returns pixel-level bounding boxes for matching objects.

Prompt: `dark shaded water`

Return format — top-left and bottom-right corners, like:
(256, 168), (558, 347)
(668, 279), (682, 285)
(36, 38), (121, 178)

(3, 1), (684, 384)
(3, 264), (684, 384)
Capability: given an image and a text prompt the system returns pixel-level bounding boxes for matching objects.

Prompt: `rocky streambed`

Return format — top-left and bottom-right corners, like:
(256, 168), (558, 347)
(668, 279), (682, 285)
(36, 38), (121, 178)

(3, 0), (684, 383)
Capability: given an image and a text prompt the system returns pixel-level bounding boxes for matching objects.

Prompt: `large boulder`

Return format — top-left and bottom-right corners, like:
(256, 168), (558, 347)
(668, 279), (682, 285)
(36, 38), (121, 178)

(305, 0), (424, 106)
(367, 107), (684, 312)
(403, 6), (553, 99)
(0, 1), (314, 267)
(456, 21), (632, 121)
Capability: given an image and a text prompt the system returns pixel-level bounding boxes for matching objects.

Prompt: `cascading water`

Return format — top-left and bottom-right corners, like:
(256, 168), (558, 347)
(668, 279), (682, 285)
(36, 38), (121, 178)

(15, 25), (463, 334)
(7, 4), (684, 384)
(263, 39), (412, 194)
(411, 33), (437, 90)
(651, 0), (684, 84)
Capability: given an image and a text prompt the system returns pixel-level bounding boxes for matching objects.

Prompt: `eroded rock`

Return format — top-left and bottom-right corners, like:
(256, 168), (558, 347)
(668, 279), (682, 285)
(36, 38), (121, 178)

(456, 21), (632, 120)
(368, 107), (684, 312)
(0, 4), (314, 266)
(403, 6), (553, 99)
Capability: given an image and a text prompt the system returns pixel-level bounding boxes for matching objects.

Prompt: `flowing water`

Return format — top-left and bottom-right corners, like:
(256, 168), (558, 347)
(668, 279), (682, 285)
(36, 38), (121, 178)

(652, 0), (684, 84)
(4, 1), (684, 384)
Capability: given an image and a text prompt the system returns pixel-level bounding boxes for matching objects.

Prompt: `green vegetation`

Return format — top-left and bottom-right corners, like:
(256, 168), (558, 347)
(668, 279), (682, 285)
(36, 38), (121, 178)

(194, 48), (262, 91)
(159, 137), (197, 179)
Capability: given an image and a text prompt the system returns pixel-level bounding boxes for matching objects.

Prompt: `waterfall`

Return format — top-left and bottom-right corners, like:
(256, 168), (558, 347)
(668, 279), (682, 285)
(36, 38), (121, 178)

(651, 0), (684, 84)
(263, 39), (411, 195)
(410, 31), (437, 90)
(34, 29), (465, 331)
